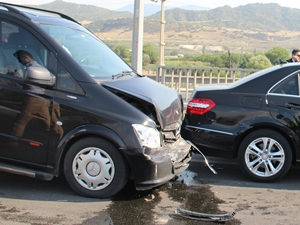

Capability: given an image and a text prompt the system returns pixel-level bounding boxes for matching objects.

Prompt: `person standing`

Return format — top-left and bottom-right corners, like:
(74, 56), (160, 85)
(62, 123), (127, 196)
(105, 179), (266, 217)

(286, 49), (300, 62)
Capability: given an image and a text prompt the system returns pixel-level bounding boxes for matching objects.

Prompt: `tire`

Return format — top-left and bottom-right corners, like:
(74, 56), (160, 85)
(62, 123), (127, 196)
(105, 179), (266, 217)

(238, 129), (292, 182)
(64, 137), (129, 198)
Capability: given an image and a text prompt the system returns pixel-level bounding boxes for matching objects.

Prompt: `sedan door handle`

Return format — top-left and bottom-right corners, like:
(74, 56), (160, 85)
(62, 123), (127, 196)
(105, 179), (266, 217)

(285, 102), (300, 109)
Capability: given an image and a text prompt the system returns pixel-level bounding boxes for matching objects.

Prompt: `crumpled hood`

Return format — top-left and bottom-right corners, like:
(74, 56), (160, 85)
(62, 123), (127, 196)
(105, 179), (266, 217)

(101, 76), (182, 129)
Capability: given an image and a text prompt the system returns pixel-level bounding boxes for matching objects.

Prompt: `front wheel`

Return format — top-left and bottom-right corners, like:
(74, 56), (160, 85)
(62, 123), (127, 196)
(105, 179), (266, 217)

(64, 137), (129, 198)
(238, 129), (292, 182)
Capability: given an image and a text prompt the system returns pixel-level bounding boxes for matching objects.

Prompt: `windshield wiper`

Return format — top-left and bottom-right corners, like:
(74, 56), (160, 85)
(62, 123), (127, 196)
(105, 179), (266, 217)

(112, 70), (135, 80)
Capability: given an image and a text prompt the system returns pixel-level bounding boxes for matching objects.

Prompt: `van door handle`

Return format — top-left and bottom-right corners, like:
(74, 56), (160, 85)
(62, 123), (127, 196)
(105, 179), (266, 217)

(67, 95), (77, 100)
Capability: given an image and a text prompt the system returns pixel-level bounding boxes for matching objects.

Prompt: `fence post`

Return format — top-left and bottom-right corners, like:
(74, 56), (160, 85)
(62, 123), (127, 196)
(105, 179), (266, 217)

(178, 68), (182, 93)
(156, 66), (160, 82)
(161, 66), (166, 85)
(241, 71), (245, 78)
(186, 69), (190, 102)
(193, 69), (197, 89)
(171, 68), (175, 89)
(209, 70), (213, 84)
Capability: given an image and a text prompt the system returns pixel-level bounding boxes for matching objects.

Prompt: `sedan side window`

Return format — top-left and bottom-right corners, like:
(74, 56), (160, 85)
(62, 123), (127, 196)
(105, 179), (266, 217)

(271, 73), (299, 96)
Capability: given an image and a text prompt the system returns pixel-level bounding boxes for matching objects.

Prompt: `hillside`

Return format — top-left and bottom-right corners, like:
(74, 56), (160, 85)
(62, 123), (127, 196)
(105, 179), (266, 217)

(24, 1), (300, 54)
(149, 3), (300, 31)
(29, 0), (132, 21)
(116, 4), (210, 16)
(33, 2), (300, 32)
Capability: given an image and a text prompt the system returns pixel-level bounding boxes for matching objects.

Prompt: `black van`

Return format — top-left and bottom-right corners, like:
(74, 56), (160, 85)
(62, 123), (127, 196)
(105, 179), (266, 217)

(0, 3), (191, 198)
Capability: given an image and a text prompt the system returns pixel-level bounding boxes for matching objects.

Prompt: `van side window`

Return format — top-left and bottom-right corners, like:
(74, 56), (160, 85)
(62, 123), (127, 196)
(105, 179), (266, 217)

(57, 62), (84, 95)
(0, 21), (50, 79)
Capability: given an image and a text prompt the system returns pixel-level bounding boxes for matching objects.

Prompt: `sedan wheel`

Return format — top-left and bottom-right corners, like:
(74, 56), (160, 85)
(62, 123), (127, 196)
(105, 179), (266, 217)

(238, 129), (292, 182)
(64, 137), (129, 198)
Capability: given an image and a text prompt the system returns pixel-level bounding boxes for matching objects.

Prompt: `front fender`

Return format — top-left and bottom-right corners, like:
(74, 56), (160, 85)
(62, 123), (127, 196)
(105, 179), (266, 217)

(48, 124), (127, 174)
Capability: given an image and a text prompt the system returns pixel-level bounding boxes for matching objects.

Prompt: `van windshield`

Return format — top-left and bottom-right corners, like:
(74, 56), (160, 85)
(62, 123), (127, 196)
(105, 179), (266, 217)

(39, 24), (132, 81)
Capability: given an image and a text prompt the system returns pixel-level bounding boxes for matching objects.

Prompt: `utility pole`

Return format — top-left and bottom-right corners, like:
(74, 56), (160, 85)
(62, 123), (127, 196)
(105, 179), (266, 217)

(131, 0), (144, 74)
(159, 0), (166, 66)
(228, 49), (231, 68)
(151, 0), (166, 66)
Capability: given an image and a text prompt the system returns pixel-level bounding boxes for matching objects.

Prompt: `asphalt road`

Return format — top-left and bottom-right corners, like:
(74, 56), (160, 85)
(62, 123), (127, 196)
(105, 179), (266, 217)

(0, 154), (299, 225)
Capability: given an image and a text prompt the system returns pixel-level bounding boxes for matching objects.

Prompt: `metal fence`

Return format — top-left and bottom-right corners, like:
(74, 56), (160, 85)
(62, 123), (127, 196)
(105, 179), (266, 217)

(143, 65), (259, 101)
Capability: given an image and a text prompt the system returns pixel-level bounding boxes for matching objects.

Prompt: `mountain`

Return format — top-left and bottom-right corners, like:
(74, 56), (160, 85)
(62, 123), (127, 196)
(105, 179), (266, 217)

(116, 4), (210, 17)
(18, 1), (300, 54)
(85, 3), (300, 33)
(147, 3), (300, 31)
(29, 0), (132, 21)
(116, 4), (173, 17)
(29, 1), (300, 32)
(181, 5), (211, 11)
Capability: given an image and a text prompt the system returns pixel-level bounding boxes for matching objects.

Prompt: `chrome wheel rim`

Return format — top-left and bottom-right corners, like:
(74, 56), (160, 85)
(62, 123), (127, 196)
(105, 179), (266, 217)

(245, 137), (285, 178)
(72, 147), (115, 191)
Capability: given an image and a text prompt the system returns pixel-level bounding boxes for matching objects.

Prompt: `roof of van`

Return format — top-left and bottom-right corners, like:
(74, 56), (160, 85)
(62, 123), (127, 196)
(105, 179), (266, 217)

(0, 2), (80, 24)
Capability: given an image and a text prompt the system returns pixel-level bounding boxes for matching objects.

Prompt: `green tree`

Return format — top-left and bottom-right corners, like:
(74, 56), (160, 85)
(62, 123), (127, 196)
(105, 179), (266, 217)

(213, 56), (224, 67)
(224, 53), (253, 69)
(170, 50), (178, 56)
(246, 55), (272, 69)
(143, 54), (151, 66)
(239, 54), (252, 68)
(202, 46), (206, 55)
(230, 53), (242, 68)
(265, 46), (290, 65)
(143, 43), (159, 64)
(114, 44), (129, 59)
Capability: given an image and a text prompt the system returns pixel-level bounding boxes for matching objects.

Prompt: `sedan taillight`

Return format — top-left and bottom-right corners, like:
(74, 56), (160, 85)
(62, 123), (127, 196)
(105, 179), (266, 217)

(187, 98), (216, 115)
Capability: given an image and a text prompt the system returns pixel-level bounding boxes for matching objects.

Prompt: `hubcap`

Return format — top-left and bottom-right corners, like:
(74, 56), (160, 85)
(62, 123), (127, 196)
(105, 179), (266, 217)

(261, 152), (269, 160)
(86, 161), (101, 176)
(245, 137), (285, 178)
(72, 147), (115, 191)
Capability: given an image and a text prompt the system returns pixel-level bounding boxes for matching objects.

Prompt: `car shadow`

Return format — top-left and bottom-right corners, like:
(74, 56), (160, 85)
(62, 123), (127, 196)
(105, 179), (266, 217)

(0, 171), (108, 202)
(187, 154), (300, 191)
(0, 154), (299, 203)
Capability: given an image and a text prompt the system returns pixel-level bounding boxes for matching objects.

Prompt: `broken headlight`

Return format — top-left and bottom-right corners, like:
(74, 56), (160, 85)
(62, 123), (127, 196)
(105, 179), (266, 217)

(132, 124), (161, 149)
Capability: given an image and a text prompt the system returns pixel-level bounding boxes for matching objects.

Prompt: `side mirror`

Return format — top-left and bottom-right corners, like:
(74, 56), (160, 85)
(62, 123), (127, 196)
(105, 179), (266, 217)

(23, 65), (56, 87)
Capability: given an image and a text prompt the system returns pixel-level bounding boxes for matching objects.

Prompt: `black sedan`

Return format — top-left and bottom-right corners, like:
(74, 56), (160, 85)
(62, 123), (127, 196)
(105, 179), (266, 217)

(181, 62), (300, 182)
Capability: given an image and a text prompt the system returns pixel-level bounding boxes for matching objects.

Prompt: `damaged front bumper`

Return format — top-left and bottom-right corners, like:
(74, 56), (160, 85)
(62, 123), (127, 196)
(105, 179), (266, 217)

(125, 137), (191, 191)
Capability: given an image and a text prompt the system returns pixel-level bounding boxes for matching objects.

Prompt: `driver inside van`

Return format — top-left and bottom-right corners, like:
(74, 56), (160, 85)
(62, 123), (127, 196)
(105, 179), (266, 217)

(13, 50), (39, 68)
(7, 50), (38, 78)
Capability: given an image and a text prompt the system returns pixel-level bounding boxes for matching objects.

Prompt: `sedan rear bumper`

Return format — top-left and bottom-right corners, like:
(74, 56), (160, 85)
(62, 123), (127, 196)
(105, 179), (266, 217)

(181, 124), (237, 158)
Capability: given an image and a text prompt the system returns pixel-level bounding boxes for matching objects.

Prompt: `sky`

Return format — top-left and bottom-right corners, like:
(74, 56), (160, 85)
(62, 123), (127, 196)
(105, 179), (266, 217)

(3, 0), (300, 10)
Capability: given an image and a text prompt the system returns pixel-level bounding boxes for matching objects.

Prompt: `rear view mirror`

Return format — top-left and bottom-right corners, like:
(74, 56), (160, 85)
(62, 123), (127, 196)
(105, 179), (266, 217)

(23, 65), (56, 87)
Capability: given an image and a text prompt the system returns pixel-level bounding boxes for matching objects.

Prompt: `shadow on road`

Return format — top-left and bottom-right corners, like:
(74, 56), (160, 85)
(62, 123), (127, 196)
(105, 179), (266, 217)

(188, 154), (300, 191)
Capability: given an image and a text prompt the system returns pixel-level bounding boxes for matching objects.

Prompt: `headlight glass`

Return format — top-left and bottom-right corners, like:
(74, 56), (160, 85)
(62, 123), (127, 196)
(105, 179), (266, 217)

(132, 124), (161, 149)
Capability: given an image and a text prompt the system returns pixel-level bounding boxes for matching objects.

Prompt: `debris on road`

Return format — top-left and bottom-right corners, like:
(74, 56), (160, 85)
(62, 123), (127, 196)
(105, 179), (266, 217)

(144, 194), (155, 202)
(187, 140), (218, 174)
(175, 208), (235, 222)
